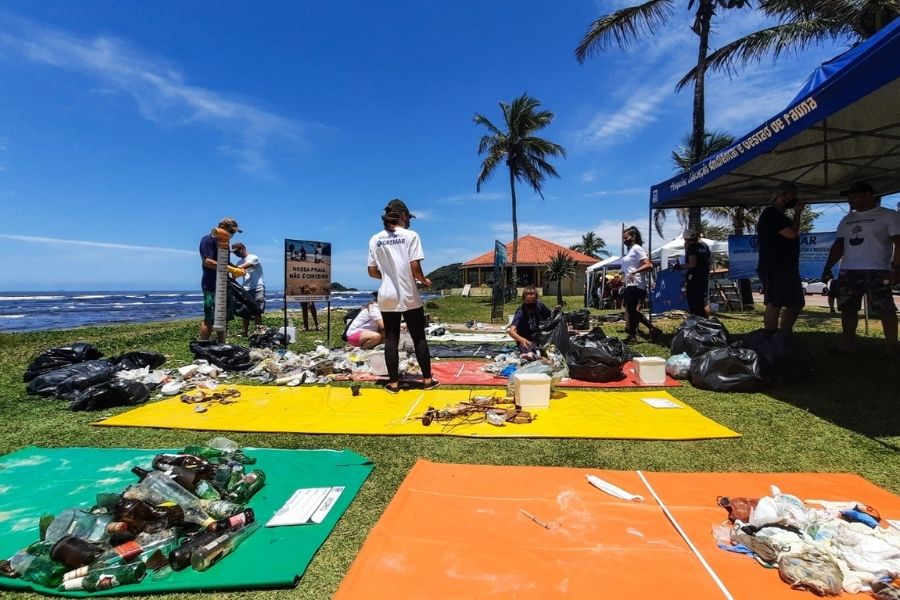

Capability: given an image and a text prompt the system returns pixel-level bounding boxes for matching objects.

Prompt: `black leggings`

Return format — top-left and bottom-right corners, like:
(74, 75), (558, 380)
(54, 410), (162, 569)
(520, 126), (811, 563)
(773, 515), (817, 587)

(382, 307), (431, 383)
(623, 286), (652, 334)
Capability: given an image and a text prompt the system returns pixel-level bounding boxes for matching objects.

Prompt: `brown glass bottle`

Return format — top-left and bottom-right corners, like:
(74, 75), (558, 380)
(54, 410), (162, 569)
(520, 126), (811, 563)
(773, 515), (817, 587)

(49, 536), (103, 570)
(151, 454), (216, 480)
(113, 498), (185, 534)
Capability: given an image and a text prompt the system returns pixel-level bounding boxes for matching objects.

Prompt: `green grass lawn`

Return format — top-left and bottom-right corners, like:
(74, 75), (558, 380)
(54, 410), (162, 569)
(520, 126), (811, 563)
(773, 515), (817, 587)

(1, 297), (898, 599)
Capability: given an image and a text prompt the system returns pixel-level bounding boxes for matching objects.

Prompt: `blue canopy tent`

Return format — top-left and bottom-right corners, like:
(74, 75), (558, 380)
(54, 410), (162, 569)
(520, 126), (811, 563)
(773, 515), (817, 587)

(650, 17), (900, 210)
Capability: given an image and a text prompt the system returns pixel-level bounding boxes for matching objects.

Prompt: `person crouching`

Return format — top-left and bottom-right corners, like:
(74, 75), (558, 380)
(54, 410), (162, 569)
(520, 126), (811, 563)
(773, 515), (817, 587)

(508, 286), (552, 359)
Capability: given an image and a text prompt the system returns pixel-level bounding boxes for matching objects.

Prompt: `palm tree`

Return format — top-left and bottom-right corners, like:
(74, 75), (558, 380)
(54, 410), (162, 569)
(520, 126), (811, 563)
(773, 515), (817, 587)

(475, 94), (566, 289)
(677, 1), (900, 90)
(570, 231), (610, 258)
(545, 251), (578, 307)
(576, 0), (751, 232)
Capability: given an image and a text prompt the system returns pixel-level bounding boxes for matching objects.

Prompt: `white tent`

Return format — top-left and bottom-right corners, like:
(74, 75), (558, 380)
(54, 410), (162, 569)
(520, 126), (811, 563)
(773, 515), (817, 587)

(585, 255), (622, 308)
(650, 235), (728, 268)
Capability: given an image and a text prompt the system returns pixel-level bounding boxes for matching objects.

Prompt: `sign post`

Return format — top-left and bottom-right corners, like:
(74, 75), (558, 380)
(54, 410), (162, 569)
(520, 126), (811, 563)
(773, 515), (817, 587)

(284, 239), (332, 345)
(491, 240), (507, 322)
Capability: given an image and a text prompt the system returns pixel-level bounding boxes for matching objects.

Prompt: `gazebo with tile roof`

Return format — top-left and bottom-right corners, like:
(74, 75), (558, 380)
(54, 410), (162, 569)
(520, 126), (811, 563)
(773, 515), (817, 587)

(461, 234), (599, 296)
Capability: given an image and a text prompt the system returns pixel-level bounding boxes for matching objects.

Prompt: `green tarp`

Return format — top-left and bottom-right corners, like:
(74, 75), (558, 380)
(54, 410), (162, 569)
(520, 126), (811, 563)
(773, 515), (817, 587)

(0, 446), (373, 596)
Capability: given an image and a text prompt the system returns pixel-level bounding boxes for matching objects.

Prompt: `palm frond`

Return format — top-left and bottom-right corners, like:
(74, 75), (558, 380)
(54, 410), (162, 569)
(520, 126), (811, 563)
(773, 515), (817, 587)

(575, 0), (675, 62)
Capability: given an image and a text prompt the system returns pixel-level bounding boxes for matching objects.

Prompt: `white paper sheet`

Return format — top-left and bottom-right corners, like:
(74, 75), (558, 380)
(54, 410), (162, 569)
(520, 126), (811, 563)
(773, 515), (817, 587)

(266, 486), (345, 527)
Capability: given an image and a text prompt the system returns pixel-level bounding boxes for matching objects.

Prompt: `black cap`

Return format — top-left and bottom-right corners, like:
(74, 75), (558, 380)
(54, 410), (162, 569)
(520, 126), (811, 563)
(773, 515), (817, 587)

(385, 199), (415, 218)
(840, 181), (875, 195)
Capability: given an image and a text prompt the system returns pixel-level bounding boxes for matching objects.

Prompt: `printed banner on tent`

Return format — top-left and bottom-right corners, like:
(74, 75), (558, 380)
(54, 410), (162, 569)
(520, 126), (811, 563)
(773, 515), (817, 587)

(651, 268), (689, 311)
(728, 232), (836, 280)
(285, 239), (331, 300)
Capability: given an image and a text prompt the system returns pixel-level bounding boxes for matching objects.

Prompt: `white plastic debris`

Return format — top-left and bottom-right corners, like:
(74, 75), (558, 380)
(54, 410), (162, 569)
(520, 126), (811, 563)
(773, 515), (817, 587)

(160, 381), (184, 396)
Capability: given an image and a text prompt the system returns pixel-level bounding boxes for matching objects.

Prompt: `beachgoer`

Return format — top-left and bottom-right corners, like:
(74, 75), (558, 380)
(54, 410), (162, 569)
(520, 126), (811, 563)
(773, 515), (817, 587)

(301, 302), (319, 331)
(299, 246), (307, 262)
(346, 295), (384, 349)
(367, 198), (438, 393)
(508, 286), (552, 358)
(621, 226), (661, 344)
(314, 243), (324, 263)
(757, 182), (805, 334)
(822, 181), (900, 353)
(198, 217), (243, 342)
(608, 273), (624, 308)
(231, 242), (265, 337)
(680, 228), (711, 317)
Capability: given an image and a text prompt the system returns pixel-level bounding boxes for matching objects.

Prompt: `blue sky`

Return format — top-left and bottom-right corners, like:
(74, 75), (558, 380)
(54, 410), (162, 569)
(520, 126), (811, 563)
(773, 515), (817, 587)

(0, 1), (867, 291)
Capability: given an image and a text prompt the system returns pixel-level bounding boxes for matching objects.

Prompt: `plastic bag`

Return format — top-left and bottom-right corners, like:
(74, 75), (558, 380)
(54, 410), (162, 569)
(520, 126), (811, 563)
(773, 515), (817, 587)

(189, 341), (253, 371)
(109, 351), (166, 370)
(541, 315), (571, 356)
(671, 316), (730, 358)
(68, 380), (150, 411)
(506, 361), (555, 398)
(564, 309), (591, 331)
(248, 328), (287, 349)
(665, 353), (692, 379)
(26, 359), (116, 398)
(737, 329), (792, 380)
(23, 343), (103, 383)
(690, 346), (762, 392)
(566, 339), (628, 383)
(228, 280), (263, 319)
(572, 327), (606, 345)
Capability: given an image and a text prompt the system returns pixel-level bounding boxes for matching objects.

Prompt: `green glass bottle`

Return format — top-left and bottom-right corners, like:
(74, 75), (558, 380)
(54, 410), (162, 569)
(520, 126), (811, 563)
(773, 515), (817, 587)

(226, 470), (266, 504)
(182, 445), (256, 465)
(8, 552), (66, 588)
(61, 562), (146, 591)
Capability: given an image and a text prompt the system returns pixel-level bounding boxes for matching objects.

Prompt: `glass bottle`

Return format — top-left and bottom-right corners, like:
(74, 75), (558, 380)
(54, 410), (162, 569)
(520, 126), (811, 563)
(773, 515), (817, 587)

(7, 552), (66, 588)
(190, 522), (260, 571)
(152, 453), (217, 479)
(182, 445), (256, 465)
(62, 529), (181, 580)
(167, 530), (221, 572)
(129, 467), (215, 528)
(226, 470), (266, 504)
(49, 536), (103, 569)
(114, 498), (186, 534)
(200, 499), (244, 520)
(62, 562), (146, 592)
(209, 508), (255, 532)
(44, 509), (114, 544)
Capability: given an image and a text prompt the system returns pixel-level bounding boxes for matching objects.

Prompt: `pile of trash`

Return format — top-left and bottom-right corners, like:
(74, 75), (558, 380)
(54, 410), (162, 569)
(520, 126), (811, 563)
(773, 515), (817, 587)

(244, 345), (421, 385)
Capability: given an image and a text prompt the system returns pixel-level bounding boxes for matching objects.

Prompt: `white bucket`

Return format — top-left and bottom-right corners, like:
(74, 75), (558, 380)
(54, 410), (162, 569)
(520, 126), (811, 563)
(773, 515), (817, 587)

(633, 357), (666, 385)
(368, 351), (388, 377)
(513, 373), (551, 408)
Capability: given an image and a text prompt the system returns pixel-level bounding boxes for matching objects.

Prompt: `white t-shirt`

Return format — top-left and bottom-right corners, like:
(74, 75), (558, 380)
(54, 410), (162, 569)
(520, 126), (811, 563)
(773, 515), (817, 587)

(347, 303), (383, 335)
(621, 244), (649, 290)
(368, 227), (424, 312)
(836, 207), (900, 270)
(240, 253), (265, 290)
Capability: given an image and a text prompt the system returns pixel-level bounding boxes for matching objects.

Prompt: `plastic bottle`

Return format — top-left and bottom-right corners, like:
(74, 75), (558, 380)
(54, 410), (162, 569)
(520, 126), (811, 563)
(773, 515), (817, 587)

(226, 470), (266, 504)
(129, 468), (215, 528)
(190, 522), (260, 571)
(62, 562), (146, 591)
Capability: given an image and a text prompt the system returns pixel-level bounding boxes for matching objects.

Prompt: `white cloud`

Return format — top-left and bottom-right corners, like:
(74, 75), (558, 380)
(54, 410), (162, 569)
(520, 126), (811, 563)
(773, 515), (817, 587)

(0, 233), (195, 255)
(434, 192), (505, 204)
(582, 187), (646, 198)
(0, 14), (322, 177)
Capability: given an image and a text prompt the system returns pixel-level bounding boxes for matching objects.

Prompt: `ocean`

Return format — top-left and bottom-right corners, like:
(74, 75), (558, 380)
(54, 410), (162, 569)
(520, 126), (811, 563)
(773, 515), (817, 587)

(0, 290), (427, 333)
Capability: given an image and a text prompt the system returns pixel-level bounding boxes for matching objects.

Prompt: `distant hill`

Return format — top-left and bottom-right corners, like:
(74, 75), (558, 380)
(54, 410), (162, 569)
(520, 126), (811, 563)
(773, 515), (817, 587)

(426, 263), (463, 290)
(331, 282), (358, 292)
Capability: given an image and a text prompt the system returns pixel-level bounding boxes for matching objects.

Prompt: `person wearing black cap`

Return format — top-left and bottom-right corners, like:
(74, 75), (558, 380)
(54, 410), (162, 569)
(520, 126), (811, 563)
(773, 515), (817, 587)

(680, 227), (711, 317)
(822, 182), (900, 353)
(367, 199), (438, 392)
(756, 182), (805, 333)
(198, 218), (244, 341)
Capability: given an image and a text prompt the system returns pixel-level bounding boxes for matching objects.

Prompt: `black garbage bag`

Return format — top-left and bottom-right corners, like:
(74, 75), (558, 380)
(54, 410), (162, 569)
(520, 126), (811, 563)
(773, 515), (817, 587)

(671, 316), (730, 358)
(737, 329), (792, 380)
(69, 379), (150, 412)
(572, 327), (606, 344)
(23, 343), (104, 383)
(27, 359), (116, 398)
(542, 315), (571, 355)
(566, 339), (629, 382)
(564, 309), (591, 331)
(249, 328), (287, 349)
(110, 351), (166, 371)
(690, 346), (762, 392)
(229, 280), (263, 320)
(189, 341), (253, 371)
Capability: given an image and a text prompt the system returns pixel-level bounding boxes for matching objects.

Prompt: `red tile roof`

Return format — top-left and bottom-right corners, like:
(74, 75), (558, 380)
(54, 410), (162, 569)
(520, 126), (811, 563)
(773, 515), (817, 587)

(462, 234), (599, 267)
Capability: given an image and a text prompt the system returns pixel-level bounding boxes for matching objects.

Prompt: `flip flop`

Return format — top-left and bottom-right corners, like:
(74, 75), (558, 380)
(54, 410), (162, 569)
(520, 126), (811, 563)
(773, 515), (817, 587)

(383, 383), (401, 394)
(422, 379), (441, 391)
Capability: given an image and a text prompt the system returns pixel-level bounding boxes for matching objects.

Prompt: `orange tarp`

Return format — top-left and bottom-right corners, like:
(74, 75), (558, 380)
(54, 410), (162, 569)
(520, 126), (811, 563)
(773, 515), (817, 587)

(336, 462), (900, 600)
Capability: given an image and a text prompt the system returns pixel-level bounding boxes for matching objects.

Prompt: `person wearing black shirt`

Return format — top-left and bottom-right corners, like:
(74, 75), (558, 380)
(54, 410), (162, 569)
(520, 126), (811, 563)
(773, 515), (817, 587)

(508, 286), (552, 357)
(681, 228), (711, 317)
(756, 183), (805, 333)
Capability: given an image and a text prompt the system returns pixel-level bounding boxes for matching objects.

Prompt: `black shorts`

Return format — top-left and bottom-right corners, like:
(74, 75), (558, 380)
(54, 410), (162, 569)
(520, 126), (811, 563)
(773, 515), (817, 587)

(686, 281), (708, 316)
(759, 270), (805, 309)
(836, 270), (897, 315)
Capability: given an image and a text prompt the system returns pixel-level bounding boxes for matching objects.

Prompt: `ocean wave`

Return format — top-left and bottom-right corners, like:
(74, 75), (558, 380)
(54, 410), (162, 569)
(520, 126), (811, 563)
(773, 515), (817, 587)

(0, 314), (25, 319)
(73, 295), (115, 299)
(180, 301), (203, 305)
(0, 296), (66, 301)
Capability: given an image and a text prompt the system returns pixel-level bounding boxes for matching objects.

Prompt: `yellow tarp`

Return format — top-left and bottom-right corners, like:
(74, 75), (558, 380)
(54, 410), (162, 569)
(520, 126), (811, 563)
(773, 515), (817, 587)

(96, 385), (739, 440)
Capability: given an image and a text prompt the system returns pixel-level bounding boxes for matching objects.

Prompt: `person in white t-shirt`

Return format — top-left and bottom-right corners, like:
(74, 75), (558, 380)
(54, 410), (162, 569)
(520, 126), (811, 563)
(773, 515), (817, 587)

(822, 182), (900, 353)
(346, 298), (384, 349)
(621, 226), (661, 344)
(368, 199), (438, 393)
(232, 242), (265, 337)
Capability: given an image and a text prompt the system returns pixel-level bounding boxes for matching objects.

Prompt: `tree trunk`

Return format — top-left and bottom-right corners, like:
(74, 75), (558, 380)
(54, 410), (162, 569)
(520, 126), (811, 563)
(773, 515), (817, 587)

(557, 282), (563, 307)
(688, 0), (713, 233)
(732, 207), (754, 305)
(508, 164), (519, 294)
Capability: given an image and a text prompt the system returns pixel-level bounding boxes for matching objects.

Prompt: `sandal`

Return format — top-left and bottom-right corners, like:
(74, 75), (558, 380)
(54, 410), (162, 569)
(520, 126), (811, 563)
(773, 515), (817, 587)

(383, 382), (401, 394)
(422, 379), (441, 391)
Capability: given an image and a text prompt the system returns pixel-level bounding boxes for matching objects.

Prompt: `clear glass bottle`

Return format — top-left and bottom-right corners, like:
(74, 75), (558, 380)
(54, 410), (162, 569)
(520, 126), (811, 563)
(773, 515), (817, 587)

(190, 522), (260, 571)
(130, 468), (215, 528)
(62, 562), (146, 591)
(44, 509), (114, 545)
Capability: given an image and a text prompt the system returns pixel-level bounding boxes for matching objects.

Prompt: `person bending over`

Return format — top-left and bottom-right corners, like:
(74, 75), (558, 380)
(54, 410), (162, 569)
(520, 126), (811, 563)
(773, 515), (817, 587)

(367, 199), (439, 393)
(346, 297), (385, 349)
(508, 286), (552, 357)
